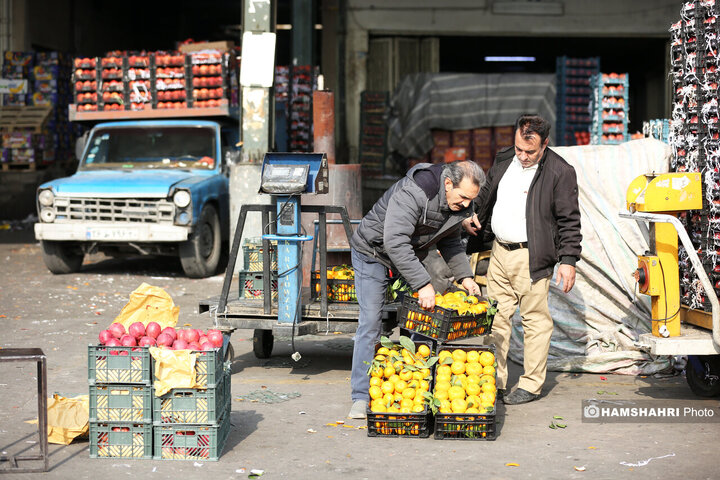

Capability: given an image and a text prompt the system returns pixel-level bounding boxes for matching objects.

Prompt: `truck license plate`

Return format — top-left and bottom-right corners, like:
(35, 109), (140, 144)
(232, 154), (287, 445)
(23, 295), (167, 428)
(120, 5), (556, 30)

(86, 227), (138, 240)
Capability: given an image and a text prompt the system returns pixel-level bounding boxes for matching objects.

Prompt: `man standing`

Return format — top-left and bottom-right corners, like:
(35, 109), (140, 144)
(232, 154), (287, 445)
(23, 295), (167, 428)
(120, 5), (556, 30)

(348, 160), (485, 419)
(464, 114), (582, 405)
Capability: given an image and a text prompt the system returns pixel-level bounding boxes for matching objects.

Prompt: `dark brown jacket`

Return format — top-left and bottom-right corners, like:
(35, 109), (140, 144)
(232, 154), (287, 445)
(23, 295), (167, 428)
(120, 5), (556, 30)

(467, 146), (582, 282)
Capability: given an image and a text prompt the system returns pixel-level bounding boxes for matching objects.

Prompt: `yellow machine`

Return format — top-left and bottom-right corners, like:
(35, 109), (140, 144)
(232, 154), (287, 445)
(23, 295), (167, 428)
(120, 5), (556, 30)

(626, 172), (703, 337)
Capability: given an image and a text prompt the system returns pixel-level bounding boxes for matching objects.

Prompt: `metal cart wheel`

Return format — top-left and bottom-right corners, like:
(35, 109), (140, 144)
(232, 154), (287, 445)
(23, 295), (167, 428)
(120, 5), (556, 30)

(253, 329), (274, 359)
(224, 342), (235, 363)
(686, 355), (720, 397)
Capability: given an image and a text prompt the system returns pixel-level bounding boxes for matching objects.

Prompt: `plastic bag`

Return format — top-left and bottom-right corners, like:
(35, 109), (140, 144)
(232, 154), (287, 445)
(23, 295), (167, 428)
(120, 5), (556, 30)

(112, 283), (179, 330)
(149, 347), (198, 396)
(26, 394), (89, 445)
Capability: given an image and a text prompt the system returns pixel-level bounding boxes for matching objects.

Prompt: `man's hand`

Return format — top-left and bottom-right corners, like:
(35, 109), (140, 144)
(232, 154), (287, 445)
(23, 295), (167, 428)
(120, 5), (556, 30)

(418, 283), (436, 310)
(461, 277), (481, 296)
(461, 214), (482, 236)
(556, 264), (576, 293)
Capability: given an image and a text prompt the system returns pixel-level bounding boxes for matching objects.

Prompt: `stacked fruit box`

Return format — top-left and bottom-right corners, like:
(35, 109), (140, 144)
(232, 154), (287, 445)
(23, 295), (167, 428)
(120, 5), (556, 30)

(590, 73), (630, 145)
(359, 91), (390, 175)
(432, 344), (498, 440)
(99, 54), (127, 111)
(556, 56), (600, 146)
(311, 265), (357, 303)
(238, 237), (278, 300)
(153, 351), (231, 461)
(366, 338), (435, 438)
(399, 293), (495, 342)
(73, 57), (100, 112)
(289, 65), (313, 152)
(189, 51), (236, 109)
(87, 345), (154, 459)
(126, 53), (152, 111)
(153, 51), (188, 110)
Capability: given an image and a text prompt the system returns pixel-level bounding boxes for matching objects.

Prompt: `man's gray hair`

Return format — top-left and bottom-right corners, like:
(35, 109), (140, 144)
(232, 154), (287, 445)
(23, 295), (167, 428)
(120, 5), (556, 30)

(446, 160), (486, 188)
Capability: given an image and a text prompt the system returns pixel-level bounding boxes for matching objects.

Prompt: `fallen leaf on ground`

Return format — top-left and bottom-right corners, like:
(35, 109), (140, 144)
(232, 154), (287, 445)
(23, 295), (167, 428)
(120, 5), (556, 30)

(506, 463), (519, 467)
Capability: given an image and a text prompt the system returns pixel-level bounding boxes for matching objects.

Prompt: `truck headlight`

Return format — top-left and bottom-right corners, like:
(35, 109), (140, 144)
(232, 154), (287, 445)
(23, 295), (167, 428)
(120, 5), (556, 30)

(40, 207), (56, 222)
(173, 190), (191, 208)
(39, 189), (54, 206)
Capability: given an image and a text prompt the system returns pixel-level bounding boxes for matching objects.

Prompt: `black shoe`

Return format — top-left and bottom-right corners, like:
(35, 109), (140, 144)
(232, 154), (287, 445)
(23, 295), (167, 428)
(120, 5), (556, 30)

(496, 389), (505, 401)
(503, 388), (540, 405)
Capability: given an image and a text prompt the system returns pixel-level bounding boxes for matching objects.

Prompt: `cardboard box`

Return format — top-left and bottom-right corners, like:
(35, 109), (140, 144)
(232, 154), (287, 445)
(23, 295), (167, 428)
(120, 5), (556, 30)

(179, 41), (235, 53)
(494, 126), (514, 149)
(431, 146), (447, 163)
(451, 129), (471, 147)
(472, 128), (492, 146)
(431, 129), (451, 147)
(473, 144), (493, 161)
(444, 147), (468, 163)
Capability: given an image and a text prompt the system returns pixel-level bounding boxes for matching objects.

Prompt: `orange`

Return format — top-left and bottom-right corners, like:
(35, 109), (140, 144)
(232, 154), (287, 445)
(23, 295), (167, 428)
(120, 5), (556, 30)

(394, 392), (404, 403)
(388, 374), (400, 384)
(434, 389), (449, 401)
(369, 385), (383, 400)
(466, 374), (481, 385)
(480, 374), (496, 385)
(482, 365), (496, 376)
(451, 398), (468, 413)
(412, 404), (425, 413)
(481, 383), (497, 394)
(370, 366), (383, 378)
(465, 382), (481, 396)
(466, 350), (480, 363)
(400, 398), (414, 410)
(480, 391), (496, 406)
(479, 351), (495, 367)
(450, 361), (466, 375)
(377, 347), (391, 356)
(451, 349), (467, 363)
(436, 373), (452, 384)
(402, 387), (416, 399)
(419, 380), (430, 392)
(420, 368), (431, 378)
(384, 365), (395, 378)
(439, 399), (452, 413)
(465, 362), (482, 377)
(383, 392), (394, 404)
(417, 344), (431, 358)
(435, 381), (451, 393)
(399, 370), (413, 381)
(374, 354), (386, 361)
(448, 385), (466, 401)
(369, 376), (382, 387)
(412, 371), (424, 381)
(380, 381), (394, 395)
(466, 407), (480, 414)
(466, 394), (482, 409)
(371, 403), (387, 413)
(437, 364), (452, 377)
(392, 360), (404, 372)
(394, 380), (407, 393)
(438, 350), (453, 362)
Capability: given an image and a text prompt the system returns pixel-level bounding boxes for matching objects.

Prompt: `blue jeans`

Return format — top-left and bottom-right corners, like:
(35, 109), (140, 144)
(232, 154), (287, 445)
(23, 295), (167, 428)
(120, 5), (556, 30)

(350, 248), (389, 402)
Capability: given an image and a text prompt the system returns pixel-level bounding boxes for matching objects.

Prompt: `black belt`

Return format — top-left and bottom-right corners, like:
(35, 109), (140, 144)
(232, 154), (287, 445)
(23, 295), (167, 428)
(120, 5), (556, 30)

(498, 241), (528, 251)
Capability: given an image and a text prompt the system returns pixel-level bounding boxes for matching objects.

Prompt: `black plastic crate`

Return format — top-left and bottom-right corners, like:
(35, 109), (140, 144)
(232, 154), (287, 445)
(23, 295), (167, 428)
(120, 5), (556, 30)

(367, 411), (431, 437)
(433, 343), (497, 440)
(311, 270), (356, 303)
(399, 296), (494, 342)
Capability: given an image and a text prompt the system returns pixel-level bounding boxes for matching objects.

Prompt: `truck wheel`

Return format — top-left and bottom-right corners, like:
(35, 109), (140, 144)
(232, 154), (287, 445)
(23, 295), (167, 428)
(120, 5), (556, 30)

(253, 329), (273, 358)
(40, 240), (83, 274)
(180, 204), (221, 278)
(686, 355), (720, 397)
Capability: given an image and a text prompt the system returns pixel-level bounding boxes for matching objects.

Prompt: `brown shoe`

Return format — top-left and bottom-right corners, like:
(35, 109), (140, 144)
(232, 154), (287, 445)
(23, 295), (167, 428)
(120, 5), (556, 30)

(503, 388), (540, 405)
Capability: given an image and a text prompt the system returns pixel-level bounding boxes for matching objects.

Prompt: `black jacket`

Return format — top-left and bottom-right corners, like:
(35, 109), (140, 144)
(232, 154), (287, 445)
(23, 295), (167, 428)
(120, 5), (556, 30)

(351, 163), (474, 290)
(467, 146), (582, 282)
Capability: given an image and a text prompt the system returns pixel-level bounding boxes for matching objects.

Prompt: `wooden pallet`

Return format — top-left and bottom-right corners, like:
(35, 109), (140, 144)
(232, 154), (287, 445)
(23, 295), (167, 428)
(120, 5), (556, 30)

(0, 106), (52, 132)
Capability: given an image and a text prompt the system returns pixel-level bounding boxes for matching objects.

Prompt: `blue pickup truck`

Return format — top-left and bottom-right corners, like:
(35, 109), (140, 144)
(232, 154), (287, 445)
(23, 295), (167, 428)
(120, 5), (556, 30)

(34, 119), (239, 278)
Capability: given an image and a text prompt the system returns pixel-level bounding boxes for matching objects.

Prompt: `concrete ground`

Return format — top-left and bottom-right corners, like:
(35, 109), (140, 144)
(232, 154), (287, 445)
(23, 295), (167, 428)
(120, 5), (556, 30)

(0, 225), (718, 480)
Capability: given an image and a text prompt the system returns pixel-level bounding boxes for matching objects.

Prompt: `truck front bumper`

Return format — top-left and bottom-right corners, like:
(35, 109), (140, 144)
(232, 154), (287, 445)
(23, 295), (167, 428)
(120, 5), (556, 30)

(34, 222), (190, 242)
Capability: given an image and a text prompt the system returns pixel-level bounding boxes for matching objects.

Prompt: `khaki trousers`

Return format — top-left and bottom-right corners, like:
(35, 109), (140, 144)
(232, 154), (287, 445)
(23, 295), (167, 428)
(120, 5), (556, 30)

(487, 240), (552, 395)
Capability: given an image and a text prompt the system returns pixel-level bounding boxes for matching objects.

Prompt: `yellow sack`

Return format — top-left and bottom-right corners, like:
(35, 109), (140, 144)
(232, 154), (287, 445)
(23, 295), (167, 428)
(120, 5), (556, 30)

(149, 347), (198, 396)
(112, 283), (179, 329)
(27, 394), (90, 445)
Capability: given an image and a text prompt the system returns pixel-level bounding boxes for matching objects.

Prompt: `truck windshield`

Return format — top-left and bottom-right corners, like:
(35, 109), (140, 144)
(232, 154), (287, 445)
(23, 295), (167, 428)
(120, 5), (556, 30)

(80, 126), (217, 170)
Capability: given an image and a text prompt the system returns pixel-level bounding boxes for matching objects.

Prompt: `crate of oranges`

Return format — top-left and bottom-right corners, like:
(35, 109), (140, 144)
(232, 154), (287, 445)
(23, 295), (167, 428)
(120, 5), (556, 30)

(366, 336), (436, 438)
(431, 344), (497, 440)
(399, 290), (495, 342)
(311, 265), (357, 303)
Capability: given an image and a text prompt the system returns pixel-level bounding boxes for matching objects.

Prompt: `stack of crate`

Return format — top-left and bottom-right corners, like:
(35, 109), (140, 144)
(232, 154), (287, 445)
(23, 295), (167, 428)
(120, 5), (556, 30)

(359, 91), (390, 175)
(153, 351), (231, 461)
(239, 237), (278, 301)
(88, 345), (154, 459)
(556, 56), (600, 146)
(591, 73), (630, 145)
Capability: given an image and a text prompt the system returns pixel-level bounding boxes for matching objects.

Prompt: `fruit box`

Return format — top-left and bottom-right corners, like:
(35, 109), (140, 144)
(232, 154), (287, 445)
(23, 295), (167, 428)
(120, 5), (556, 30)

(153, 404), (231, 461)
(88, 345), (152, 385)
(310, 271), (357, 303)
(399, 296), (495, 342)
(89, 384), (153, 423)
(242, 241), (278, 272)
(188, 348), (225, 389)
(89, 422), (153, 459)
(433, 344), (497, 441)
(154, 368), (231, 424)
(366, 339), (434, 438)
(238, 270), (278, 301)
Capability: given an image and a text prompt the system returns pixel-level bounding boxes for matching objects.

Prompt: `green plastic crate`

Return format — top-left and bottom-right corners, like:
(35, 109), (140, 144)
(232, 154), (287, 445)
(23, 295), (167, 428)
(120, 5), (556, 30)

(90, 422), (153, 459)
(242, 241), (277, 271)
(192, 348), (225, 388)
(154, 369), (230, 424)
(238, 270), (278, 301)
(90, 384), (153, 423)
(153, 405), (231, 461)
(88, 345), (152, 385)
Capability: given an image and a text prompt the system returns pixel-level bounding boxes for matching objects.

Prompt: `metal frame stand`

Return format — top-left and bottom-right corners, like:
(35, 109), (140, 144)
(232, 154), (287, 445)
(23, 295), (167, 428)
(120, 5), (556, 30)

(0, 348), (48, 473)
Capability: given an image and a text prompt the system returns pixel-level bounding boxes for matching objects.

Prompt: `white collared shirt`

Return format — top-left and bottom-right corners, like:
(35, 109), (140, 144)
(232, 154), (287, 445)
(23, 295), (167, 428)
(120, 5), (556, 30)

(491, 155), (539, 243)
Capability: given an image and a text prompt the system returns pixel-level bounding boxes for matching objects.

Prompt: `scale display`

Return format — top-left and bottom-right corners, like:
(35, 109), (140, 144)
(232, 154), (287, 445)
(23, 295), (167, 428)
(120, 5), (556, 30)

(260, 163), (310, 194)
